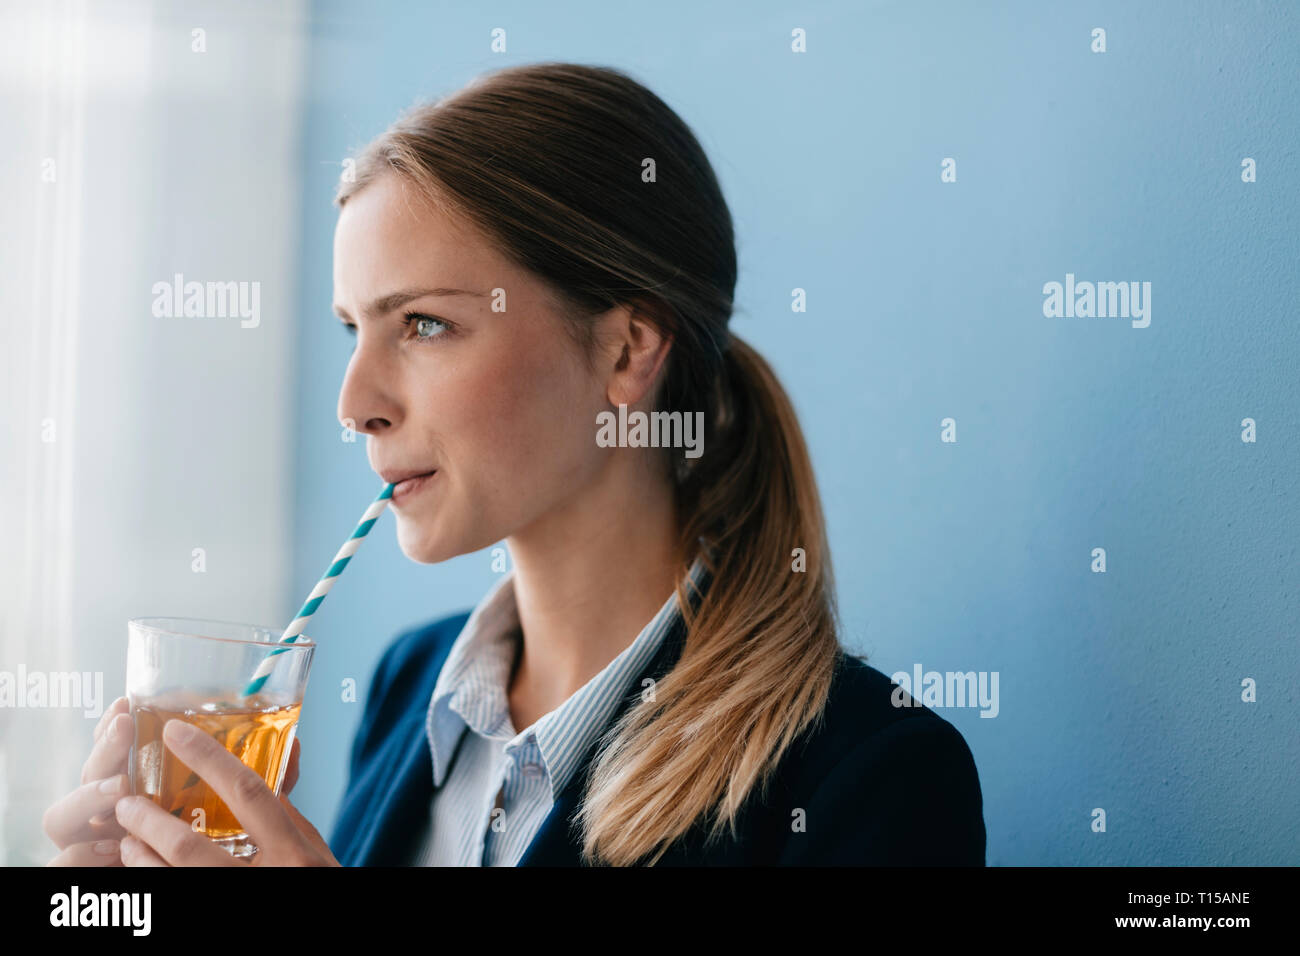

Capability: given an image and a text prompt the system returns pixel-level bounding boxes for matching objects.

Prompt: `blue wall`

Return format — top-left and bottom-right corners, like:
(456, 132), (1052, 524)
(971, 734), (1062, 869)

(289, 0), (1299, 864)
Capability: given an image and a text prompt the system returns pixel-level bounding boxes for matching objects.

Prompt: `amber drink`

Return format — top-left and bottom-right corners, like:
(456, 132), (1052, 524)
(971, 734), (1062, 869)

(132, 692), (301, 839)
(125, 618), (315, 859)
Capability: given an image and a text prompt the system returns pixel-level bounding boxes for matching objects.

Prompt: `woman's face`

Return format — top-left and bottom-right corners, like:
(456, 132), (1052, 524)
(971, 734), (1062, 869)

(333, 171), (612, 563)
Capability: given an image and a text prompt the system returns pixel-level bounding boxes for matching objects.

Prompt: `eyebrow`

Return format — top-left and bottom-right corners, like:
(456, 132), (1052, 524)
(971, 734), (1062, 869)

(332, 287), (488, 321)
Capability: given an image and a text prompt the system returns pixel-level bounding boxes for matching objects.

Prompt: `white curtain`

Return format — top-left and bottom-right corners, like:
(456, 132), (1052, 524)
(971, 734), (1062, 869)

(0, 0), (306, 865)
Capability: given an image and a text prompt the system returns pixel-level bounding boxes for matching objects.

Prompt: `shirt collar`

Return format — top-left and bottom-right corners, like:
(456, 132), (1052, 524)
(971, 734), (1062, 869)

(425, 554), (710, 800)
(425, 570), (520, 787)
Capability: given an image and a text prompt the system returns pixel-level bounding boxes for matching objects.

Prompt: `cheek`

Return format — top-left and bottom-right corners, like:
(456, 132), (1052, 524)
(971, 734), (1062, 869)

(445, 339), (600, 491)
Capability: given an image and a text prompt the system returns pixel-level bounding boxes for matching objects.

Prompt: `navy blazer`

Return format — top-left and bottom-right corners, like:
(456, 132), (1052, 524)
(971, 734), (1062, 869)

(329, 608), (987, 866)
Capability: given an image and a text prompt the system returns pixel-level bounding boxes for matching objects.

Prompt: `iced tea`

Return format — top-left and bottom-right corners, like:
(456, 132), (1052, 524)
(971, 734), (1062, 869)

(131, 691), (300, 840)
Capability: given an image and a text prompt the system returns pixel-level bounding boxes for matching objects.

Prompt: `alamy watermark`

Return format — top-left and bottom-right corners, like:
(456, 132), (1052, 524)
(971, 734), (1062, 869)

(1042, 272), (1151, 328)
(0, 666), (104, 718)
(50, 886), (150, 936)
(151, 273), (260, 328)
(596, 403), (704, 459)
(891, 663), (999, 718)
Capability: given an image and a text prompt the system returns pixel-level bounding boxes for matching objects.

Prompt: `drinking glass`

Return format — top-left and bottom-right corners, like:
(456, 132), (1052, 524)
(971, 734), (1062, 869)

(125, 617), (315, 860)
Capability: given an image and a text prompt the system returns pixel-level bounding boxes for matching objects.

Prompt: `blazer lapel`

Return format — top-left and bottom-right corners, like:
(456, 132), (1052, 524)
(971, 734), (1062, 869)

(350, 720), (436, 866)
(348, 633), (457, 866)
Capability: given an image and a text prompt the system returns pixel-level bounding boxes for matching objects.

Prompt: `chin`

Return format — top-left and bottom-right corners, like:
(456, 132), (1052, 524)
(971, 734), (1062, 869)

(395, 520), (457, 565)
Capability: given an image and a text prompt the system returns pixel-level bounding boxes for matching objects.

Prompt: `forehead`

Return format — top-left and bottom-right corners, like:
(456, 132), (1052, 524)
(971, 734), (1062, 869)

(332, 171), (501, 293)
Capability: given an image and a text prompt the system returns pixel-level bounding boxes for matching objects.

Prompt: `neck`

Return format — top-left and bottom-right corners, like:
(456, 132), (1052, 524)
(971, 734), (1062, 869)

(505, 451), (681, 727)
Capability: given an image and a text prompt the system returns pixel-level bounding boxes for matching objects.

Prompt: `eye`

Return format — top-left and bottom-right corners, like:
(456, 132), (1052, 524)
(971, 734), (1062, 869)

(404, 313), (451, 343)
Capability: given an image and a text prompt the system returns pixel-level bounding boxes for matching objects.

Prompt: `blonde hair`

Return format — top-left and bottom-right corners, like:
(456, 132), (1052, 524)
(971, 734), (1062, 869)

(337, 62), (842, 865)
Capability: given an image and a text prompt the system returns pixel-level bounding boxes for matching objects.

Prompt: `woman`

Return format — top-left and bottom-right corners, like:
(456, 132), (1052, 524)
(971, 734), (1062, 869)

(45, 62), (985, 867)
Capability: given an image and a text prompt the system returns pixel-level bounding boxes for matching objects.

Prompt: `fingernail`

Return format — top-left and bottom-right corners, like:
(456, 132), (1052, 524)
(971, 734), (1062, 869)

(89, 811), (112, 826)
(93, 840), (119, 856)
(164, 720), (197, 744)
(98, 776), (123, 795)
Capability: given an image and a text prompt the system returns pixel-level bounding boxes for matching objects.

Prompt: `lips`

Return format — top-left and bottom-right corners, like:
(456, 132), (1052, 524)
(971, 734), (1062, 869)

(388, 470), (436, 503)
(380, 468), (428, 484)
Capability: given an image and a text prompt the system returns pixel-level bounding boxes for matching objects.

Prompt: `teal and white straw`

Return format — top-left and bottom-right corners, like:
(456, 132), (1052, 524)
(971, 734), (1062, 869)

(241, 482), (396, 698)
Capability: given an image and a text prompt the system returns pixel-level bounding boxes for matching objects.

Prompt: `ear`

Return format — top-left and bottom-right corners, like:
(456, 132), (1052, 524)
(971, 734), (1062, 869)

(602, 299), (673, 408)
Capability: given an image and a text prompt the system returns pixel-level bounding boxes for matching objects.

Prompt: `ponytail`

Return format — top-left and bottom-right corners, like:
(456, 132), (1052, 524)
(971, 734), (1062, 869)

(575, 333), (842, 865)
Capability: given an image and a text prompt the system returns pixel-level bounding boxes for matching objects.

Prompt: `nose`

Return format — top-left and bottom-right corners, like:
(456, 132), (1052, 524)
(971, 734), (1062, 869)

(337, 341), (400, 436)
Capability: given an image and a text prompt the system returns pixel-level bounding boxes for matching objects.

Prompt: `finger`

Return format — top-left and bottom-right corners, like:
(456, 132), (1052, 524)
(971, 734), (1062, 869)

(43, 775), (130, 849)
(115, 796), (237, 867)
(119, 835), (170, 867)
(47, 839), (126, 867)
(282, 737), (301, 795)
(93, 697), (128, 744)
(80, 712), (132, 785)
(279, 794), (334, 862)
(160, 720), (304, 856)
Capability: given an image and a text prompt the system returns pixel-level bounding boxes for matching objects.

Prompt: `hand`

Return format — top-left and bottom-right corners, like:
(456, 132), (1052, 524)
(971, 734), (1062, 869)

(45, 696), (134, 866)
(114, 719), (339, 866)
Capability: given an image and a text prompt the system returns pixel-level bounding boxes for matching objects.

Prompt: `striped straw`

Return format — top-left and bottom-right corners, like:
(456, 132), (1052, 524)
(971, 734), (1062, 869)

(241, 482), (395, 698)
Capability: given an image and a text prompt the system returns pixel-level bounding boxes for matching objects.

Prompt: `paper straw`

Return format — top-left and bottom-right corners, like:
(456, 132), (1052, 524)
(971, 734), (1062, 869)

(241, 482), (395, 698)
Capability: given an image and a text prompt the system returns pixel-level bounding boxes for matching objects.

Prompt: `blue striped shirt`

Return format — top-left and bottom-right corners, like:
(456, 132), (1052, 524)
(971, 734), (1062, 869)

(410, 555), (708, 866)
